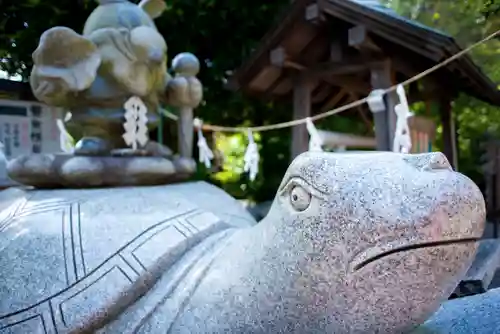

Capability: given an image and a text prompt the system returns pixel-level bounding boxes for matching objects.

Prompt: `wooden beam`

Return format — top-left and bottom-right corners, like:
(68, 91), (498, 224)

(292, 75), (313, 160)
(271, 54), (377, 79)
(439, 97), (458, 169)
(305, 3), (325, 24)
(318, 130), (376, 148)
(271, 43), (382, 80)
(312, 84), (333, 103)
(321, 88), (348, 112)
(329, 39), (343, 62)
(262, 74), (287, 98)
(270, 47), (287, 67)
(348, 25), (382, 54)
(349, 93), (373, 132)
(269, 47), (371, 96)
(370, 60), (397, 151)
(270, 47), (306, 71)
(305, 58), (384, 78)
(325, 75), (370, 95)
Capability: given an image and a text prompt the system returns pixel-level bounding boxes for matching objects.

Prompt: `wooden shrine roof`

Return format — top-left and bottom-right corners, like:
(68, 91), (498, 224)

(0, 79), (36, 101)
(227, 0), (500, 109)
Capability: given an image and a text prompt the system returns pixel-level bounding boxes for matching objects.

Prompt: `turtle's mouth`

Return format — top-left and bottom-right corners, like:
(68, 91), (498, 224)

(353, 238), (479, 271)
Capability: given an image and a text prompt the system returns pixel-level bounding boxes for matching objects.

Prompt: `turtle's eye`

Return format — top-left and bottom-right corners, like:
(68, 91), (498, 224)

(290, 185), (311, 211)
(279, 177), (318, 212)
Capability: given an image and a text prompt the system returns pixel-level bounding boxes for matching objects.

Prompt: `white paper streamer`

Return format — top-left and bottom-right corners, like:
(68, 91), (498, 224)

(123, 96), (149, 150)
(306, 117), (323, 152)
(243, 129), (259, 181)
(367, 89), (386, 113)
(393, 85), (413, 153)
(56, 111), (75, 154)
(0, 141), (6, 180)
(0, 141), (6, 162)
(194, 118), (214, 168)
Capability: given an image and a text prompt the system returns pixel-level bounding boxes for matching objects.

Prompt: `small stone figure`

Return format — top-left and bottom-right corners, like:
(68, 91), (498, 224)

(0, 152), (486, 333)
(8, 0), (203, 187)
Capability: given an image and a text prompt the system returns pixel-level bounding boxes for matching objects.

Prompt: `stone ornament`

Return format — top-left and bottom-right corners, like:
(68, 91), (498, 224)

(8, 0), (203, 188)
(30, 27), (102, 106)
(6, 149), (195, 189)
(167, 53), (203, 108)
(0, 152), (486, 332)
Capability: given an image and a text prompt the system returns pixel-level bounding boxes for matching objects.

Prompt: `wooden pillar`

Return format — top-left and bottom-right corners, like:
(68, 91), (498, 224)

(291, 75), (312, 160)
(370, 61), (397, 151)
(439, 97), (458, 169)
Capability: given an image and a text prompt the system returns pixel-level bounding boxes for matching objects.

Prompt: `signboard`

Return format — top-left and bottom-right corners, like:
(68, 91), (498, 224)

(0, 116), (31, 159)
(0, 100), (63, 159)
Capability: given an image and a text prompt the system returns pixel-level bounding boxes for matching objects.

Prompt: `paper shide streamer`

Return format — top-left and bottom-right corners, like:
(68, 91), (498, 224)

(366, 86), (413, 154)
(243, 129), (259, 181)
(56, 111), (75, 154)
(393, 85), (413, 154)
(306, 117), (323, 152)
(123, 96), (149, 150)
(194, 118), (214, 168)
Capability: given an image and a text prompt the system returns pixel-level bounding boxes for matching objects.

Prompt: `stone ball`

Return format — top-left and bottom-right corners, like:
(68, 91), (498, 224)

(172, 52), (200, 76)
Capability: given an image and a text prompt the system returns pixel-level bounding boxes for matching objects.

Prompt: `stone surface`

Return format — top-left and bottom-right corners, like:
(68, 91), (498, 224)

(110, 148), (152, 157)
(0, 181), (256, 333)
(450, 239), (500, 299)
(6, 153), (196, 188)
(246, 200), (273, 221)
(144, 140), (174, 158)
(0, 152), (486, 333)
(415, 287), (500, 333)
(29, 0), (202, 156)
(74, 136), (111, 156)
(0, 151), (19, 189)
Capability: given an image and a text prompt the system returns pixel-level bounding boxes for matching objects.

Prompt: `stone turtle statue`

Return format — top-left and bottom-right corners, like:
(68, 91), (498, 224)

(0, 152), (485, 333)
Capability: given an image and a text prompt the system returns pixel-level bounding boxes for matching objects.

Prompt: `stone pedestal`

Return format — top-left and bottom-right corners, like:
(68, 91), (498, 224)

(7, 154), (196, 188)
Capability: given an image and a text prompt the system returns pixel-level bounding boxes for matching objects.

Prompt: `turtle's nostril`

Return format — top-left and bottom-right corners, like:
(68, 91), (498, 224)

(427, 152), (452, 171)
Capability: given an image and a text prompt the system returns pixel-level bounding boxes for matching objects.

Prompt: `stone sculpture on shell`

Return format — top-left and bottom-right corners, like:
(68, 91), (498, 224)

(0, 152), (486, 333)
(7, 0), (202, 188)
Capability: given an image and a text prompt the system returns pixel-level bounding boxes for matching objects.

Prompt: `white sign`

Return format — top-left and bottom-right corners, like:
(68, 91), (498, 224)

(0, 115), (31, 159)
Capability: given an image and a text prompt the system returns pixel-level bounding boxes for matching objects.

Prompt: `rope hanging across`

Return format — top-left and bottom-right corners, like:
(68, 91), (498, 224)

(160, 29), (500, 133)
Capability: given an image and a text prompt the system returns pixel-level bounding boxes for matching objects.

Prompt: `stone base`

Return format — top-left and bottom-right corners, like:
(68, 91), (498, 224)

(6, 153), (197, 188)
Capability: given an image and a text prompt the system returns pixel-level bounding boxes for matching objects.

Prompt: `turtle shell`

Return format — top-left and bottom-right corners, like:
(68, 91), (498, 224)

(0, 182), (255, 333)
(83, 1), (156, 37)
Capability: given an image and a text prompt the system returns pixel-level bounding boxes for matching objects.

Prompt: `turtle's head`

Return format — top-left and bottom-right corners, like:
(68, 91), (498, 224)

(265, 151), (485, 332)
